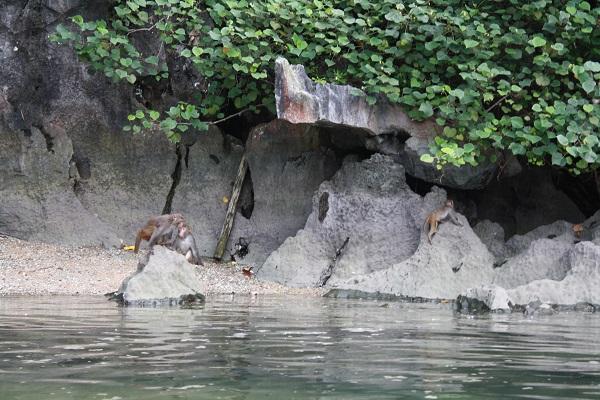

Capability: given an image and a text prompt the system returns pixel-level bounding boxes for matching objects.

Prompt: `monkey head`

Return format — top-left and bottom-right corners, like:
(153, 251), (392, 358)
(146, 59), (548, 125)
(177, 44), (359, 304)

(445, 199), (454, 208)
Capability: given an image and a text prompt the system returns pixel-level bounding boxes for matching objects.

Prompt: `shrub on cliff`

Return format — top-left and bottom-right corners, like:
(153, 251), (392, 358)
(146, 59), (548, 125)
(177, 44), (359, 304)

(52, 0), (599, 173)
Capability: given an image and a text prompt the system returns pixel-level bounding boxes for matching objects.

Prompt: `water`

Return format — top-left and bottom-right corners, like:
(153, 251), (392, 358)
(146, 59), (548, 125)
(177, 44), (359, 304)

(0, 296), (599, 400)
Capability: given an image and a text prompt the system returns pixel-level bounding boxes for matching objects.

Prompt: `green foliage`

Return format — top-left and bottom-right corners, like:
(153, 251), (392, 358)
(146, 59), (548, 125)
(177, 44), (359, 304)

(50, 0), (600, 174)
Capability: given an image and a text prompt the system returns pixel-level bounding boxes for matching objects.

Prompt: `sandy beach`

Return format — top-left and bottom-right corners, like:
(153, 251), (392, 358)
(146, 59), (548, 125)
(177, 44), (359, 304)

(0, 235), (324, 297)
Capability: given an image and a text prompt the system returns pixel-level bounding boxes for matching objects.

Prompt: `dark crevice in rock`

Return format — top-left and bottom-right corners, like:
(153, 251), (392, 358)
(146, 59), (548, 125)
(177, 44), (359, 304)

(183, 145), (190, 169)
(33, 124), (54, 153)
(217, 108), (274, 144)
(553, 170), (600, 217)
(72, 153), (91, 180)
(405, 173), (435, 197)
(237, 168), (254, 220)
(162, 145), (183, 215)
(318, 192), (329, 222)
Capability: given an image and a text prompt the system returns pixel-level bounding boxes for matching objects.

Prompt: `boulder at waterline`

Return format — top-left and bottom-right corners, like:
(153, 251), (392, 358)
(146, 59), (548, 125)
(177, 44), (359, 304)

(116, 246), (206, 306)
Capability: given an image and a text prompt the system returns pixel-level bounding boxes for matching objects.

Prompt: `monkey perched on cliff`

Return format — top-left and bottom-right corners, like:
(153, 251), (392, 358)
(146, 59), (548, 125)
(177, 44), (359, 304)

(423, 200), (462, 244)
(134, 213), (185, 253)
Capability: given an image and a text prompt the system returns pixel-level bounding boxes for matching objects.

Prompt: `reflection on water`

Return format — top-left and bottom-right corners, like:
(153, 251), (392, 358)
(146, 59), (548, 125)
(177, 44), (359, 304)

(0, 295), (599, 399)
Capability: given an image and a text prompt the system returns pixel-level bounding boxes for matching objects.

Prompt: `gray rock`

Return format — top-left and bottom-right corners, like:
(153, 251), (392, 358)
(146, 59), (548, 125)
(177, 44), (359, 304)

(505, 221), (575, 257)
(506, 242), (600, 306)
(274, 57), (496, 189)
(170, 126), (245, 258)
(456, 285), (511, 313)
(227, 120), (340, 267)
(473, 220), (507, 262)
(118, 246), (206, 306)
(45, 0), (82, 14)
(258, 154), (426, 287)
(275, 57), (438, 138)
(493, 238), (573, 289)
(524, 301), (557, 316)
(332, 209), (495, 300)
(259, 154), (495, 300)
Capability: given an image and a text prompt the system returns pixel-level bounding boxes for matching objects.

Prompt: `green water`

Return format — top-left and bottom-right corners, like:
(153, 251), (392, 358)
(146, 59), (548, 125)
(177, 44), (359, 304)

(0, 295), (599, 399)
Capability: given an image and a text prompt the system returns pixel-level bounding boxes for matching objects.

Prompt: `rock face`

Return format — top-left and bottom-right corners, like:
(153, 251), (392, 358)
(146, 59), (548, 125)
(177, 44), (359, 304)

(258, 154), (496, 299)
(492, 239), (574, 289)
(116, 246), (205, 306)
(258, 154), (423, 287)
(170, 126), (245, 257)
(0, 2), (248, 249)
(329, 206), (495, 300)
(459, 241), (600, 311)
(227, 120), (340, 266)
(274, 57), (495, 189)
(507, 242), (600, 306)
(0, 1), (176, 245)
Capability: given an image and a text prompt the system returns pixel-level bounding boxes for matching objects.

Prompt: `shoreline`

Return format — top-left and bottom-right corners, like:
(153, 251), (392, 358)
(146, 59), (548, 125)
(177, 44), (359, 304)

(0, 235), (324, 297)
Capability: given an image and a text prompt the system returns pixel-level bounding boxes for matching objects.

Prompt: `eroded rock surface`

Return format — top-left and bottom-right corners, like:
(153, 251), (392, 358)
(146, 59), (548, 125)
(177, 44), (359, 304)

(258, 154), (425, 287)
(258, 154), (495, 299)
(227, 120), (340, 266)
(274, 57), (495, 189)
(0, 1), (176, 245)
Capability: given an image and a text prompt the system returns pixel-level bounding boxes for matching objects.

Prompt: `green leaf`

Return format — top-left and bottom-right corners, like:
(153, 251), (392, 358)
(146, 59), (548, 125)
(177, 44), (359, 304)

(529, 37), (547, 48)
(582, 80), (597, 94)
(419, 102), (434, 117)
(463, 39), (479, 49)
(583, 104), (594, 113)
(557, 135), (569, 146)
(160, 118), (177, 130)
(584, 61), (600, 72)
(420, 153), (434, 163)
(149, 110), (160, 121)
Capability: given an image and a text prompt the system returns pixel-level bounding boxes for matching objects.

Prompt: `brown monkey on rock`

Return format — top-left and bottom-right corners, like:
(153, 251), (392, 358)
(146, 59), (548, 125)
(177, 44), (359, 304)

(423, 200), (462, 244)
(134, 213), (185, 253)
(135, 213), (203, 265)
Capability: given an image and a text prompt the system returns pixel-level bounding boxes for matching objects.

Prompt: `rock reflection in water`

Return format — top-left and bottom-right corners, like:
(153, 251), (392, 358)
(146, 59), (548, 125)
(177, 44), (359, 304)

(0, 296), (599, 399)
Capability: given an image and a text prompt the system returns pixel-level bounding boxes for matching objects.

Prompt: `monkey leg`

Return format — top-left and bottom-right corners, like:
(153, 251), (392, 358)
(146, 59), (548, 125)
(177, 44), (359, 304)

(134, 228), (152, 253)
(428, 221), (438, 244)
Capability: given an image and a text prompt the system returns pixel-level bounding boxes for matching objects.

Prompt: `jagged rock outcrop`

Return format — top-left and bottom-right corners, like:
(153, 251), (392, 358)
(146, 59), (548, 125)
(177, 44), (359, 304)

(257, 154), (425, 287)
(115, 246), (206, 306)
(258, 154), (496, 299)
(492, 239), (574, 289)
(329, 208), (495, 299)
(227, 120), (340, 266)
(507, 241), (600, 306)
(459, 241), (600, 311)
(274, 57), (496, 189)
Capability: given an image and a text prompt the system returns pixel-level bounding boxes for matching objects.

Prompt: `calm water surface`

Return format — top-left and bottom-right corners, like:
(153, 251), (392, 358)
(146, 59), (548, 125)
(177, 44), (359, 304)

(0, 295), (599, 399)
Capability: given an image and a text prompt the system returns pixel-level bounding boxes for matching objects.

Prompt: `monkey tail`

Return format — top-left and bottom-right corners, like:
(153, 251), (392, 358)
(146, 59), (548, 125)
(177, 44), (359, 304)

(134, 230), (142, 254)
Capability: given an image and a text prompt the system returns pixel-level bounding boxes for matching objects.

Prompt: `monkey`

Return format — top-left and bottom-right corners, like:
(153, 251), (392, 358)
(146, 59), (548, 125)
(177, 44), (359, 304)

(173, 223), (203, 265)
(423, 200), (462, 244)
(134, 213), (185, 253)
(572, 223), (584, 239)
